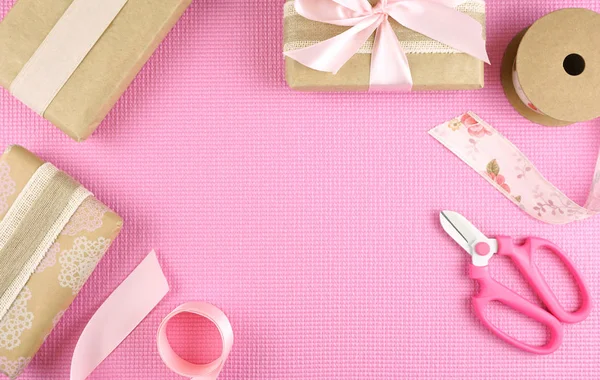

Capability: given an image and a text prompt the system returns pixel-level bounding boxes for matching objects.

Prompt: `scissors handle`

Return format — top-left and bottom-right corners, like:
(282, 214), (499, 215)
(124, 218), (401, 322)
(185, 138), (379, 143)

(469, 264), (563, 355)
(496, 236), (592, 324)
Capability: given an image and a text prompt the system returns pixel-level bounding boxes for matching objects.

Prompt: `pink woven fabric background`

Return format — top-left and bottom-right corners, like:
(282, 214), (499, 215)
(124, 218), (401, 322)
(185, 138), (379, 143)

(1, 0), (600, 378)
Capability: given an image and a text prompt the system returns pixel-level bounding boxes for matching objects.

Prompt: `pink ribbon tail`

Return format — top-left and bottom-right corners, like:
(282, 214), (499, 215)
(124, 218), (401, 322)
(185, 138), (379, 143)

(429, 112), (596, 225)
(388, 0), (490, 64)
(284, 14), (382, 74)
(369, 18), (412, 91)
(70, 251), (170, 380)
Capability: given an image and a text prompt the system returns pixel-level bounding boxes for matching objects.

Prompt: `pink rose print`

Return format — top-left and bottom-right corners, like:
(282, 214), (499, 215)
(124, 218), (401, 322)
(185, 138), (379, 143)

(488, 173), (511, 193)
(461, 114), (492, 138)
(486, 159), (511, 193)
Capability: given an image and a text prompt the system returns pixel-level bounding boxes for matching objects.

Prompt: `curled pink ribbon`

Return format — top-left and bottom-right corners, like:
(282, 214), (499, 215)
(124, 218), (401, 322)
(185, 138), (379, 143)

(284, 0), (490, 90)
(71, 251), (170, 380)
(157, 302), (234, 380)
(71, 252), (234, 379)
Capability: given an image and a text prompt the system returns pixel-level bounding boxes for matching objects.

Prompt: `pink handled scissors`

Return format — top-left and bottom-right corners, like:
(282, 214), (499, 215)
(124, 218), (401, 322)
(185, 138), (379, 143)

(440, 211), (592, 355)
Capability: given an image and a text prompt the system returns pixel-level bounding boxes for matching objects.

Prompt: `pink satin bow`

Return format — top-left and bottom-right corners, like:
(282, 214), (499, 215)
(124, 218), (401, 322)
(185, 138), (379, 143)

(285, 0), (490, 90)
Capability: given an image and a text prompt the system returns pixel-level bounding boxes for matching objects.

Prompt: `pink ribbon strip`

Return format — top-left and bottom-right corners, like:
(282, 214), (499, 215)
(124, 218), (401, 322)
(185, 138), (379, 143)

(70, 251), (234, 379)
(157, 302), (234, 380)
(71, 251), (170, 380)
(512, 66), (545, 115)
(284, 0), (489, 90)
(429, 112), (599, 224)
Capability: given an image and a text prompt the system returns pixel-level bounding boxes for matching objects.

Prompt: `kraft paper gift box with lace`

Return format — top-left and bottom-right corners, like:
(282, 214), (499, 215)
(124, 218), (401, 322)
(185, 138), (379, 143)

(283, 0), (487, 91)
(0, 0), (192, 141)
(0, 146), (122, 379)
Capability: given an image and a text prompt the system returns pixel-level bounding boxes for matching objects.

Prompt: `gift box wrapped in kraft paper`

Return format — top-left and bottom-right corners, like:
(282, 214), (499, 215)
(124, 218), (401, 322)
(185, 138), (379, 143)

(283, 0), (489, 91)
(0, 0), (192, 141)
(0, 146), (122, 379)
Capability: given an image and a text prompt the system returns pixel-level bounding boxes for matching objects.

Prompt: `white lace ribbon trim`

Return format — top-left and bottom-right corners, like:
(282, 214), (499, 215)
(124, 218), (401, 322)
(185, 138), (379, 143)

(284, 40), (470, 55)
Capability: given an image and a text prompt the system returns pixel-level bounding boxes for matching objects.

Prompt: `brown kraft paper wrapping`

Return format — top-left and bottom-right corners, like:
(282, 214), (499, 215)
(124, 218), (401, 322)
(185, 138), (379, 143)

(0, 0), (192, 141)
(0, 146), (122, 379)
(283, 0), (486, 91)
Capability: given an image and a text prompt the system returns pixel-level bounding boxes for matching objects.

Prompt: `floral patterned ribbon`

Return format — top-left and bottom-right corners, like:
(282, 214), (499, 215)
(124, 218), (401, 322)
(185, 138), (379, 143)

(512, 64), (545, 115)
(429, 112), (598, 224)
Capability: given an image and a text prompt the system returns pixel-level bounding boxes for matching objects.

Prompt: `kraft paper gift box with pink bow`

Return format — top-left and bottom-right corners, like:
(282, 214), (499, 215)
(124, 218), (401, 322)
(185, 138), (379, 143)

(283, 0), (489, 91)
(0, 0), (192, 142)
(0, 146), (122, 379)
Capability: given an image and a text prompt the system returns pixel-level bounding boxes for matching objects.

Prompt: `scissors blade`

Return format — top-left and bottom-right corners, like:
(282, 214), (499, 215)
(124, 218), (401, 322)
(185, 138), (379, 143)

(439, 211), (490, 255)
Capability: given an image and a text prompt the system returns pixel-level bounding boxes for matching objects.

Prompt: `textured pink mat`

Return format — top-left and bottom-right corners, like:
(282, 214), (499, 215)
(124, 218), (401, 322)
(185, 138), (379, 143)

(1, 0), (600, 378)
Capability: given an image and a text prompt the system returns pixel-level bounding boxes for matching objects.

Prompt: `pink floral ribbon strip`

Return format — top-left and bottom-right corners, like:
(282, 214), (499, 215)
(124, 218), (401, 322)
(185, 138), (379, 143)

(429, 112), (598, 224)
(284, 0), (489, 91)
